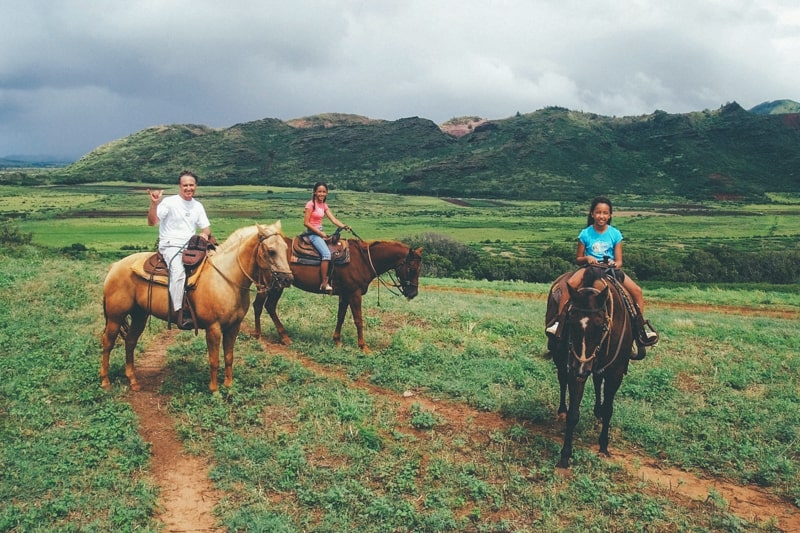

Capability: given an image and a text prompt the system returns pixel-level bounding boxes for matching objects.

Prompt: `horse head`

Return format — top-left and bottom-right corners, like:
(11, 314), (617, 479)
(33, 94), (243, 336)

(394, 247), (423, 300)
(256, 221), (293, 289)
(565, 278), (611, 381)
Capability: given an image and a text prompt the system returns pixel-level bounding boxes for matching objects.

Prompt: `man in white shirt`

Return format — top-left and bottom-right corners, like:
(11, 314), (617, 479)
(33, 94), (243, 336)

(147, 170), (211, 329)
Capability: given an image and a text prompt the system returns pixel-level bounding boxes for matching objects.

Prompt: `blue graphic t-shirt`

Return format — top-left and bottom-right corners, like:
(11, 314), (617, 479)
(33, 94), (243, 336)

(578, 225), (623, 262)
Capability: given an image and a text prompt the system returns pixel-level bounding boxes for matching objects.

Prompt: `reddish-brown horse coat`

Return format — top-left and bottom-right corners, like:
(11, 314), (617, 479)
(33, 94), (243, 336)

(101, 222), (293, 392)
(253, 238), (422, 353)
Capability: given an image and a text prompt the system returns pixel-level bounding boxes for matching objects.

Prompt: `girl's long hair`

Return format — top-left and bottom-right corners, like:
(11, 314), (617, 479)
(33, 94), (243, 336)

(587, 196), (613, 226)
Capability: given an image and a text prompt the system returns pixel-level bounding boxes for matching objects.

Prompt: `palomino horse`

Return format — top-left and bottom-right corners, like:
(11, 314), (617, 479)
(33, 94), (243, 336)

(545, 265), (635, 468)
(101, 222), (293, 392)
(253, 237), (423, 353)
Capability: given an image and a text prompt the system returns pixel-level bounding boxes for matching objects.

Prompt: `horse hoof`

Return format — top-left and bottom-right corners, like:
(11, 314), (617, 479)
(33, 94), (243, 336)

(556, 412), (567, 423)
(556, 459), (570, 469)
(129, 382), (141, 392)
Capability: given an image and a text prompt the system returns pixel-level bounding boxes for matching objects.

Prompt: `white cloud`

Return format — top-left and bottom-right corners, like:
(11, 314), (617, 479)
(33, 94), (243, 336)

(0, 0), (797, 157)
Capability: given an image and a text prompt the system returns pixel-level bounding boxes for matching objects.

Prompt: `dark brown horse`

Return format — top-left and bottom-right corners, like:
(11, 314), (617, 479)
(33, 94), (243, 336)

(101, 222), (293, 392)
(545, 265), (635, 468)
(253, 237), (423, 353)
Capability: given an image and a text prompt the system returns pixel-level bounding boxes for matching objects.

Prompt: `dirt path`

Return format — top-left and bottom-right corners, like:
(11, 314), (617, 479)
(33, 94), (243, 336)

(126, 328), (223, 533)
(126, 323), (799, 532)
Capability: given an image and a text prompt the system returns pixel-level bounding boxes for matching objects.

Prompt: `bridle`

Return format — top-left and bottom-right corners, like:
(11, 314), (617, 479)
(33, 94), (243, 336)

(212, 229), (290, 292)
(566, 282), (628, 377)
(368, 246), (420, 298)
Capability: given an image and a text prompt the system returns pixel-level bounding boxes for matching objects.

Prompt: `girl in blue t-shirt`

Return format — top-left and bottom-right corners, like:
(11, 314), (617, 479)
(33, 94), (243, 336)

(546, 196), (658, 347)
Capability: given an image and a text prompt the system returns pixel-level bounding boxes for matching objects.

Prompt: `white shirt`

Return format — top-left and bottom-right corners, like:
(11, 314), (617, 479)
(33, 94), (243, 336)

(156, 194), (210, 244)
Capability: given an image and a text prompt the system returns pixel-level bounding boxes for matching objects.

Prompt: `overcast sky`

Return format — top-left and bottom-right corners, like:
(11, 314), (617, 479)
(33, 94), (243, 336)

(2, 0), (798, 159)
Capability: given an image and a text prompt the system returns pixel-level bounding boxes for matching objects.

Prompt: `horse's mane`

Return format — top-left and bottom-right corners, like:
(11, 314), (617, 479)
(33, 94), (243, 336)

(215, 225), (259, 255)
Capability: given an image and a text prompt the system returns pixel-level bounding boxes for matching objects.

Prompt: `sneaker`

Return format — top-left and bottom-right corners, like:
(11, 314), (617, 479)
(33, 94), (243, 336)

(321, 283), (333, 294)
(545, 322), (559, 335)
(639, 330), (659, 347)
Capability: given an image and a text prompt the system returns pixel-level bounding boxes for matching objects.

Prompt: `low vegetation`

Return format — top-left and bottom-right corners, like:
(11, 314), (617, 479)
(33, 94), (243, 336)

(3, 184), (799, 285)
(2, 183), (799, 530)
(1, 243), (797, 531)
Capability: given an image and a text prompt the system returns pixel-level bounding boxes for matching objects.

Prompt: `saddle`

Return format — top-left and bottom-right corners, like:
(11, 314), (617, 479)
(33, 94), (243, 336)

(133, 251), (209, 286)
(133, 234), (217, 285)
(291, 234), (350, 265)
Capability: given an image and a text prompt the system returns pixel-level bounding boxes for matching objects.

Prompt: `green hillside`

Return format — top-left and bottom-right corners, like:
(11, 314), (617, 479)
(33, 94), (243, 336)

(47, 102), (800, 201)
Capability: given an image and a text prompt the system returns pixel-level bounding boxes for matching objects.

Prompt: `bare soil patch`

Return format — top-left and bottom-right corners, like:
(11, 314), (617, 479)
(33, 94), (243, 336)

(126, 328), (223, 533)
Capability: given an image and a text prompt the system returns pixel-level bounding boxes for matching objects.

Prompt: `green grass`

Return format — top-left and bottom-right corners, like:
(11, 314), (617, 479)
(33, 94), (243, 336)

(2, 184), (798, 530)
(2, 247), (797, 531)
(0, 250), (160, 531)
(6, 184), (800, 263)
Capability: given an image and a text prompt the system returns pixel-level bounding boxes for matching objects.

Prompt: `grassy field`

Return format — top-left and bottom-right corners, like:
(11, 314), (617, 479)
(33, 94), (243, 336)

(1, 250), (799, 531)
(1, 184), (799, 531)
(4, 183), (800, 260)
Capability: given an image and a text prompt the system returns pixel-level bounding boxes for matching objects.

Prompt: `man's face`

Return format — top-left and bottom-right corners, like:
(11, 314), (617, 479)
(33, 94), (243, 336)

(178, 175), (197, 201)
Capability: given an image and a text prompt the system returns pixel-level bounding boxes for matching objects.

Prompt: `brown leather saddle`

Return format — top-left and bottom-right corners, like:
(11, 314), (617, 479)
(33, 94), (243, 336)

(139, 234), (217, 282)
(291, 234), (350, 265)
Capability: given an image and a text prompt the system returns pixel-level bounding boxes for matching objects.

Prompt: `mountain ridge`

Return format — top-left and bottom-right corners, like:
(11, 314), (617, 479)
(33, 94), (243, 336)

(16, 100), (800, 201)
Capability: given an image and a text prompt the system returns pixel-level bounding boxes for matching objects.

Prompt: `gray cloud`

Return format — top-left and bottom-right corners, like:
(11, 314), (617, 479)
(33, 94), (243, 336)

(1, 0), (798, 158)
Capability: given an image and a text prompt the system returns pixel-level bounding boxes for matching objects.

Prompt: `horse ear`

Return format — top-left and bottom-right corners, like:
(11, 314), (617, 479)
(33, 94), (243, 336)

(567, 282), (580, 299)
(415, 247), (424, 255)
(275, 220), (282, 231)
(598, 284), (609, 301)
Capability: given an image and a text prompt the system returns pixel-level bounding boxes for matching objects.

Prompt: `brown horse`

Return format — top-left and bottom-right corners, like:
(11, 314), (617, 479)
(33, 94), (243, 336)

(545, 265), (635, 468)
(101, 222), (293, 392)
(253, 237), (423, 353)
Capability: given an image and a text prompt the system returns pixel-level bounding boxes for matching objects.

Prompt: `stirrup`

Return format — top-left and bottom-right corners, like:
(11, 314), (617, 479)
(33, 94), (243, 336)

(320, 283), (333, 294)
(545, 322), (559, 335)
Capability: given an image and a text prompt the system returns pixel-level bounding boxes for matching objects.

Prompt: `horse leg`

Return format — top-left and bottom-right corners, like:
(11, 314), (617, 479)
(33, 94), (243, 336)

(220, 323), (241, 388)
(204, 323), (223, 392)
(252, 290), (266, 339)
(333, 295), (349, 348)
(557, 376), (586, 469)
(348, 291), (369, 353)
(265, 288), (291, 345)
(100, 317), (122, 390)
(597, 373), (623, 457)
(122, 311), (147, 391)
(554, 353), (568, 422)
(593, 373), (604, 420)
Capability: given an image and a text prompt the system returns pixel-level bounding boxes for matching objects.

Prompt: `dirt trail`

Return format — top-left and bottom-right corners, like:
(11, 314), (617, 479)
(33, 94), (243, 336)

(126, 323), (799, 532)
(126, 328), (223, 533)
